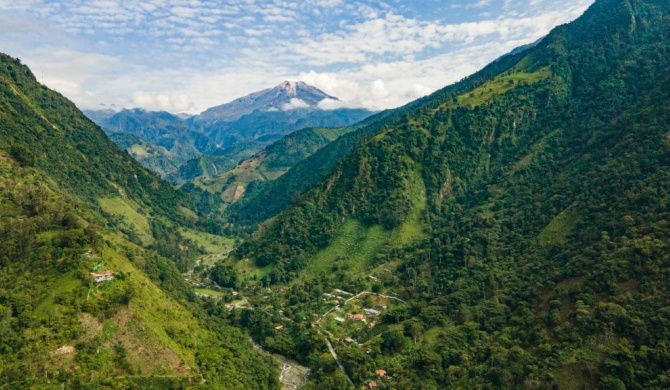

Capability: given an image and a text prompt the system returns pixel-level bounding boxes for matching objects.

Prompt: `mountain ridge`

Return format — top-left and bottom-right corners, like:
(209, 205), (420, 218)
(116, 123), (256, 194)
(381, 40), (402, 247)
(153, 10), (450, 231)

(229, 0), (670, 388)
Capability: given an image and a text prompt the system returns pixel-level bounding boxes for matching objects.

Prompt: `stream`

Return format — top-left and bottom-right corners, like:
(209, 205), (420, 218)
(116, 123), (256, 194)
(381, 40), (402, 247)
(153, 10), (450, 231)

(250, 338), (310, 389)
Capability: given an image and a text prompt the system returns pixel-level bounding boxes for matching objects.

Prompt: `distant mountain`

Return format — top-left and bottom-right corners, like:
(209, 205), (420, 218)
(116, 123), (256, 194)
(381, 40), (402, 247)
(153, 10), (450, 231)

(89, 108), (218, 177)
(186, 82), (374, 152)
(86, 82), (375, 182)
(82, 107), (117, 124)
(185, 125), (357, 208)
(193, 81), (339, 125)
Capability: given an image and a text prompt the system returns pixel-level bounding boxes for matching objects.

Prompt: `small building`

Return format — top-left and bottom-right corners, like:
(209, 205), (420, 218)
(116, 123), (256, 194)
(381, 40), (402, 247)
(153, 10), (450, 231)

(375, 369), (386, 378)
(369, 381), (378, 389)
(344, 337), (355, 345)
(275, 325), (284, 331)
(335, 317), (346, 323)
(364, 308), (381, 316)
(348, 313), (366, 321)
(90, 271), (113, 284)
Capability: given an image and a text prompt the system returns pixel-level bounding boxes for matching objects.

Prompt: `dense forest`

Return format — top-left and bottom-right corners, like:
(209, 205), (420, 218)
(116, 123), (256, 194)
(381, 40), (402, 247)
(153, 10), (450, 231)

(233, 0), (670, 388)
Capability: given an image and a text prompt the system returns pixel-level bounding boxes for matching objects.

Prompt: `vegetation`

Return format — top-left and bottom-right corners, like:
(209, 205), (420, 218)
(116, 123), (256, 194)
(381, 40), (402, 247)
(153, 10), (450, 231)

(0, 54), (279, 388)
(233, 0), (670, 388)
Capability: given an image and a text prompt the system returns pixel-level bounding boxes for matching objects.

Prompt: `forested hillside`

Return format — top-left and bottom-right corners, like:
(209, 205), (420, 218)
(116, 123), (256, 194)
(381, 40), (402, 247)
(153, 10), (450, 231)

(234, 0), (670, 388)
(0, 53), (279, 389)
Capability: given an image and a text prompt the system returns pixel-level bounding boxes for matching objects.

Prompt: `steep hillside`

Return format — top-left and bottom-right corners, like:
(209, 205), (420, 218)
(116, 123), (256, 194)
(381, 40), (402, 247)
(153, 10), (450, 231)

(187, 126), (355, 208)
(226, 45), (530, 226)
(0, 59), (188, 219)
(109, 132), (184, 177)
(234, 0), (670, 388)
(0, 53), (279, 388)
(91, 109), (218, 177)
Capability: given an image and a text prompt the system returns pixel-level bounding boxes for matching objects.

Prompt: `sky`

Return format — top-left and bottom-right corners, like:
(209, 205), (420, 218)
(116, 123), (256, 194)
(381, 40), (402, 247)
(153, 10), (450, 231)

(0, 0), (594, 114)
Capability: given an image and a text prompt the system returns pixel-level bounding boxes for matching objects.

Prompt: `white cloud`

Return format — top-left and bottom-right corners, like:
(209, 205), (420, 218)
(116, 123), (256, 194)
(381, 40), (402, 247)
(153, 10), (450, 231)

(281, 98), (310, 110)
(132, 91), (196, 112)
(0, 0), (595, 114)
(318, 98), (347, 110)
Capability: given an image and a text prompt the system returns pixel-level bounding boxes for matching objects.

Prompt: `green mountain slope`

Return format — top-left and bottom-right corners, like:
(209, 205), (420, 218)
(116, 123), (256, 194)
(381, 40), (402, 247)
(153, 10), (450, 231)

(0, 60), (187, 219)
(226, 41), (539, 227)
(109, 132), (185, 177)
(186, 126), (356, 209)
(234, 0), (670, 388)
(0, 53), (279, 389)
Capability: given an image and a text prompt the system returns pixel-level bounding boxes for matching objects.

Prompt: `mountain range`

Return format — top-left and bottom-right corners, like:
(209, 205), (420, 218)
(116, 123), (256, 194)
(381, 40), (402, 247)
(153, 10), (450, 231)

(85, 82), (374, 181)
(3, 0), (670, 389)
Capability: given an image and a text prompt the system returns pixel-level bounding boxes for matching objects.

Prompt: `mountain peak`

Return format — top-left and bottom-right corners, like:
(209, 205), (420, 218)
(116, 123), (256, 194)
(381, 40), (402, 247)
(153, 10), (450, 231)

(195, 81), (340, 124)
(277, 80), (301, 95)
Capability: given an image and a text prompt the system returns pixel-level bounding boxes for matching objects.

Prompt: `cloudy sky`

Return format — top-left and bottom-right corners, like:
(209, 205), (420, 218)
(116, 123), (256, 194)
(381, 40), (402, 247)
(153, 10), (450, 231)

(0, 0), (593, 114)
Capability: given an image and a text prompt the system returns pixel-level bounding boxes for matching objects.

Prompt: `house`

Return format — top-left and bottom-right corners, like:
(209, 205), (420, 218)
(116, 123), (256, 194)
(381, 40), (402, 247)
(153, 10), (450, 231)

(364, 308), (381, 316)
(275, 325), (284, 331)
(344, 337), (355, 345)
(335, 317), (346, 323)
(375, 369), (386, 378)
(348, 313), (366, 321)
(90, 271), (113, 284)
(369, 381), (378, 389)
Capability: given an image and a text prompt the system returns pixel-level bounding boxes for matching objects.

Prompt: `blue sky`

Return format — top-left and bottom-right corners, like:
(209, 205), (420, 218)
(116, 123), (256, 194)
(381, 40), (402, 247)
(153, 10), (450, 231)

(0, 0), (593, 113)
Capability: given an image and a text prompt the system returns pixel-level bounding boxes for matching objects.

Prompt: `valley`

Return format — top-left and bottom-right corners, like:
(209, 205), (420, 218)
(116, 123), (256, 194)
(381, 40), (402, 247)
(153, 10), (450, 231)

(3, 0), (670, 389)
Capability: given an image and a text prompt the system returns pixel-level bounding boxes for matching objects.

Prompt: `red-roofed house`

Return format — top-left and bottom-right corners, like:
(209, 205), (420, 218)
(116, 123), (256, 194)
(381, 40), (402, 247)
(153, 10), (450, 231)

(368, 381), (378, 389)
(348, 313), (366, 321)
(375, 369), (386, 377)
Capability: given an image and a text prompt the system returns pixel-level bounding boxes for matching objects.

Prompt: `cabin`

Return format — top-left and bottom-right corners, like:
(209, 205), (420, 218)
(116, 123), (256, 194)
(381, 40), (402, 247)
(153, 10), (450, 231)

(375, 369), (386, 378)
(335, 317), (346, 323)
(274, 325), (284, 331)
(364, 308), (381, 316)
(368, 381), (378, 389)
(344, 337), (355, 345)
(90, 271), (113, 284)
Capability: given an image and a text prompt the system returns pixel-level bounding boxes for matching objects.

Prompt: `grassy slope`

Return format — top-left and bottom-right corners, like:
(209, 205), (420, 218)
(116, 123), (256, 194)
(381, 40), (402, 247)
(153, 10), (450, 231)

(0, 54), (279, 388)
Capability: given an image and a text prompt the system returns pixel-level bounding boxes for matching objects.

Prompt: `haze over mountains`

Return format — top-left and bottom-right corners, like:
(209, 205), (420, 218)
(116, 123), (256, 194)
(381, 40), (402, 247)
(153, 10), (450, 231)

(3, 0), (670, 389)
(85, 81), (373, 181)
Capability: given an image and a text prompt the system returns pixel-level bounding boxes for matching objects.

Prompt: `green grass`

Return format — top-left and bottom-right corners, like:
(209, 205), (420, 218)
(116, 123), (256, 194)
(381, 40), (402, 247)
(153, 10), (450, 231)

(180, 228), (234, 254)
(390, 166), (426, 246)
(99, 197), (154, 245)
(195, 288), (225, 297)
(34, 272), (82, 320)
(303, 219), (390, 279)
(458, 66), (551, 107)
(434, 63), (552, 112)
(537, 204), (581, 246)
